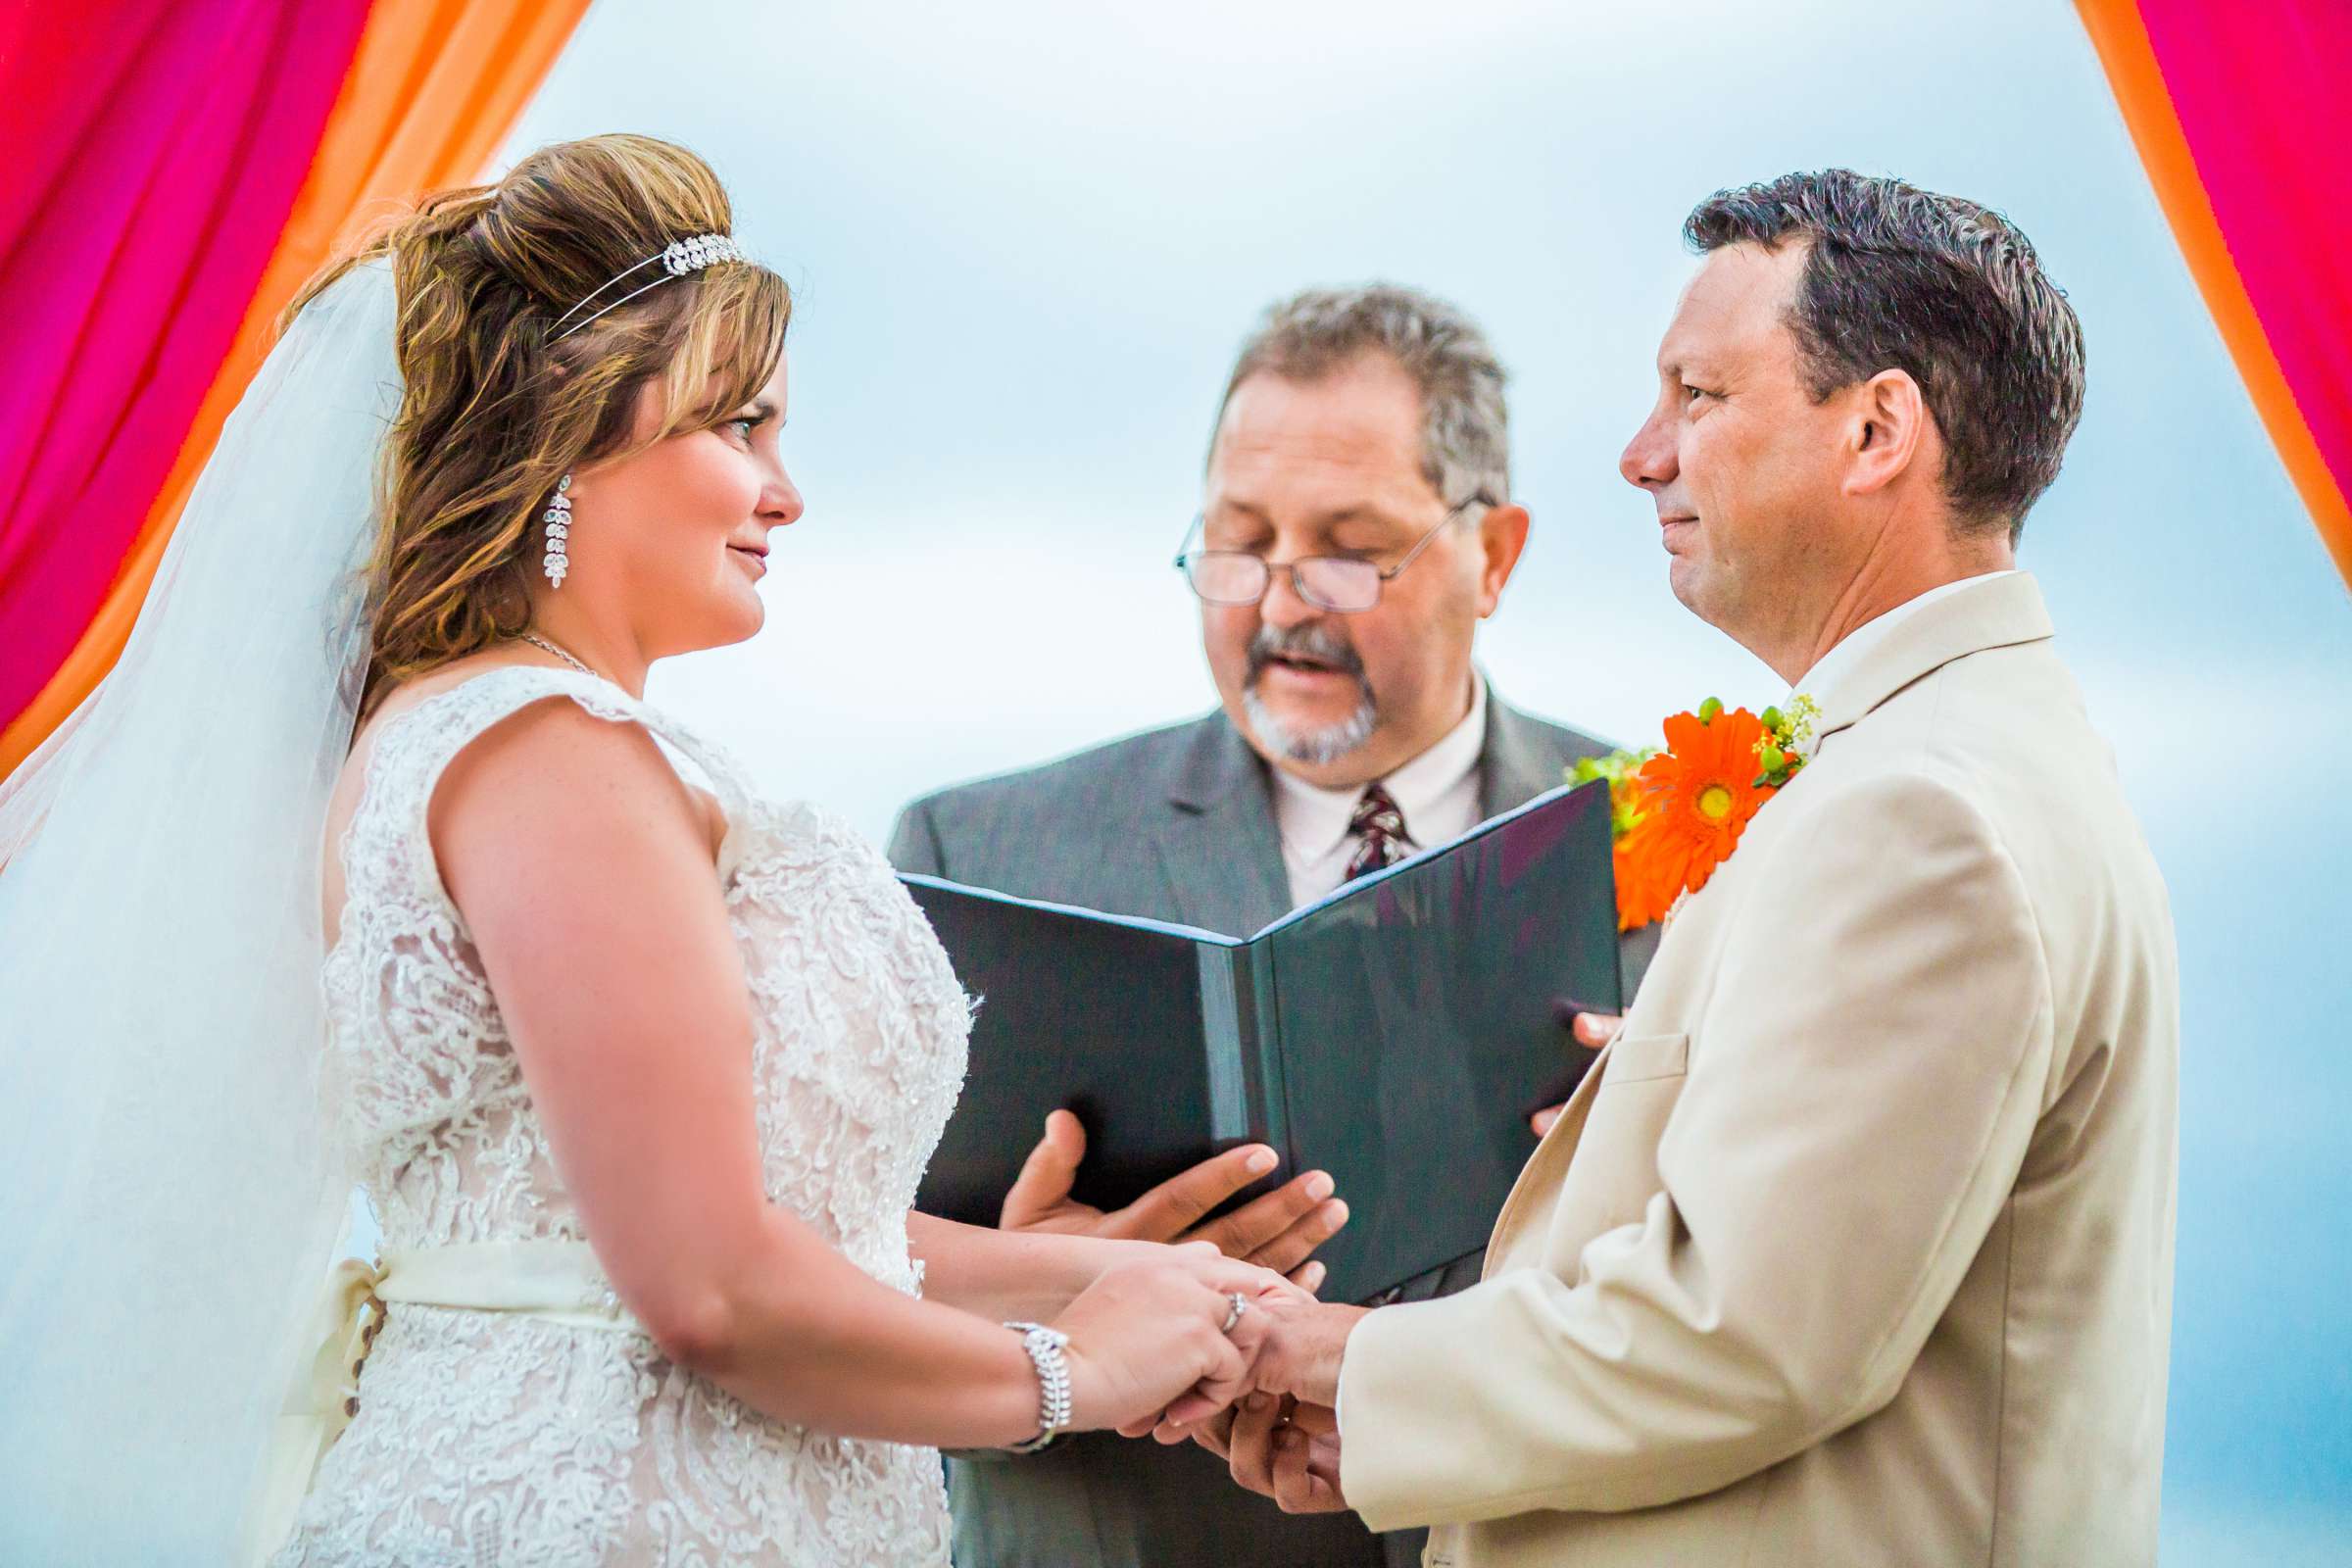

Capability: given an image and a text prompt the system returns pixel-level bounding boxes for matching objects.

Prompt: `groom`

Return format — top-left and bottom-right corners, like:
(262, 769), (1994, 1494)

(1185, 170), (2180, 1565)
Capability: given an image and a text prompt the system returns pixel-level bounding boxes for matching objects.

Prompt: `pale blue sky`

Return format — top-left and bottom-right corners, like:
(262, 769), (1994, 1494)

(506, 3), (2352, 1558)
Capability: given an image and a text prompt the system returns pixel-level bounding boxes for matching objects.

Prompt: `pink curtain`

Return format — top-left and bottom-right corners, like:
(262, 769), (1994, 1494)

(2136, 0), (2352, 555)
(2078, 0), (2352, 584)
(0, 0), (373, 718)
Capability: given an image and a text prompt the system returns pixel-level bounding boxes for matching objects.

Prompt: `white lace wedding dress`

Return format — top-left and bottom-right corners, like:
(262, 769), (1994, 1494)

(272, 665), (970, 1566)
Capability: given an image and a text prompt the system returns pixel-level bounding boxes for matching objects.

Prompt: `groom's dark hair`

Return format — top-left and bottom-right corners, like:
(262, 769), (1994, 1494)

(1686, 169), (2084, 543)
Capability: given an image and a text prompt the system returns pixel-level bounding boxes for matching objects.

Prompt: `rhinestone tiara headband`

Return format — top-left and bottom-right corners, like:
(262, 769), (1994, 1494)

(547, 232), (750, 343)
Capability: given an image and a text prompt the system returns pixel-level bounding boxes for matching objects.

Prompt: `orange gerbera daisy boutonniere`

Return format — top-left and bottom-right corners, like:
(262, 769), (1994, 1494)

(1572, 696), (1818, 931)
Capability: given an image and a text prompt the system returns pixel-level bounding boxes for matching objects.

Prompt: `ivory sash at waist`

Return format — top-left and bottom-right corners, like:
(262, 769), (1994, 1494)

(246, 1240), (644, 1565)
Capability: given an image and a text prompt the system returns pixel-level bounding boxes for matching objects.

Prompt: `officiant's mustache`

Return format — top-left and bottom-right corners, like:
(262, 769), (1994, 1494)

(1245, 621), (1371, 694)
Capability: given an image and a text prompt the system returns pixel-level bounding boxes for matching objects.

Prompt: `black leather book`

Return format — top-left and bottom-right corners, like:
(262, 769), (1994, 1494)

(905, 778), (1620, 1305)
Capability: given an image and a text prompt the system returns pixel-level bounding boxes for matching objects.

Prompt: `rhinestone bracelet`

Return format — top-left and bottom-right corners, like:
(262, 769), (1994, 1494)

(1004, 1321), (1072, 1453)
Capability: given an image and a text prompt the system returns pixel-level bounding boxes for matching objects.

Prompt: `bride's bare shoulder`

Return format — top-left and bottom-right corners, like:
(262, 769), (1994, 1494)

(322, 651), (567, 930)
(338, 653), (719, 855)
(320, 653), (708, 932)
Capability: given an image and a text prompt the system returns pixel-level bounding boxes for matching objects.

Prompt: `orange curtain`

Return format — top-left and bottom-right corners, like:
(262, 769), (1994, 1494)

(0, 0), (592, 775)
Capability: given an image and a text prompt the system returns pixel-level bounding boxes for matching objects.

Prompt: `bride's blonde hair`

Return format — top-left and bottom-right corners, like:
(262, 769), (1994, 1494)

(292, 133), (793, 717)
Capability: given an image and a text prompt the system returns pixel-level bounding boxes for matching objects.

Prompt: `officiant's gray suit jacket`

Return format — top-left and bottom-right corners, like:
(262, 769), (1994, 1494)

(887, 685), (1654, 1568)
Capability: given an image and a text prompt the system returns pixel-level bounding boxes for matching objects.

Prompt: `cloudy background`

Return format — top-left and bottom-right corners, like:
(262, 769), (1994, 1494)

(500, 3), (2351, 1558)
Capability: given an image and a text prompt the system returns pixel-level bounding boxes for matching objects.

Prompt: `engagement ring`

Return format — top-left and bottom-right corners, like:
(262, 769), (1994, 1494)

(1221, 1292), (1248, 1334)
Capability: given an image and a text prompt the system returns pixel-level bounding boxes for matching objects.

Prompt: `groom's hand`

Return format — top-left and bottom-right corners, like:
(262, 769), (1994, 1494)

(999, 1108), (1348, 1291)
(1532, 1006), (1624, 1136)
(1226, 1393), (1348, 1514)
(1147, 1394), (1348, 1514)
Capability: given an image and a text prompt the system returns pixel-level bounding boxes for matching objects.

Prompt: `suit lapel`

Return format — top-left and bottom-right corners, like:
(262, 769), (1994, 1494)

(1151, 716), (1291, 938)
(1477, 685), (1569, 819)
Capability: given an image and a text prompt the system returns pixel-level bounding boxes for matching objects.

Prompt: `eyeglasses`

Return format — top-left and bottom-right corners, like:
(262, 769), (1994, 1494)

(1174, 495), (1494, 614)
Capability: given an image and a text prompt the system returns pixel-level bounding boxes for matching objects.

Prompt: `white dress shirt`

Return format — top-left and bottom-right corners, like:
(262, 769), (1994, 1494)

(1271, 680), (1488, 909)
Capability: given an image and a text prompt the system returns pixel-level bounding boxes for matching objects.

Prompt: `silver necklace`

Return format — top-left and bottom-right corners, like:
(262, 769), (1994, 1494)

(518, 631), (599, 679)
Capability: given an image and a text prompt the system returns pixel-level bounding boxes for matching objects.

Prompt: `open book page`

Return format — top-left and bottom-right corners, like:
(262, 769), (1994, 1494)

(907, 779), (1619, 1298)
(1259, 779), (1619, 1299)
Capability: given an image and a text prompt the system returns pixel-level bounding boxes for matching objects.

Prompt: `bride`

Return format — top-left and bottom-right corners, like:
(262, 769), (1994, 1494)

(0, 134), (1283, 1564)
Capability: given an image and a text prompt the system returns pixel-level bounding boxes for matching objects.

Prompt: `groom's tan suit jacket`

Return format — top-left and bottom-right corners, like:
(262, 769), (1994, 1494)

(1339, 573), (2180, 1566)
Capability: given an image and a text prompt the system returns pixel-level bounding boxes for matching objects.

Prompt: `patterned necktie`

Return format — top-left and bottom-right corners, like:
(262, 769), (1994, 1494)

(1344, 782), (1411, 883)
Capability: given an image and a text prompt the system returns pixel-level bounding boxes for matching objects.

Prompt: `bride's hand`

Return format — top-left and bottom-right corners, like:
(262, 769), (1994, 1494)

(1050, 1249), (1289, 1434)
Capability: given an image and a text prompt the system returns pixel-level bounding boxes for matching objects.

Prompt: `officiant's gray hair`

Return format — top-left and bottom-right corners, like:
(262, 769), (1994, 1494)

(1213, 284), (1511, 510)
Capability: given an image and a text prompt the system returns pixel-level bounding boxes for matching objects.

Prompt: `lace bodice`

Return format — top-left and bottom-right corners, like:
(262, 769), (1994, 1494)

(275, 666), (970, 1566)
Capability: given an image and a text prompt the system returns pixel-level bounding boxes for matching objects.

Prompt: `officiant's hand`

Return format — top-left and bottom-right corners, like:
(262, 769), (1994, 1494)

(1001, 1109), (1349, 1292)
(1531, 1007), (1624, 1136)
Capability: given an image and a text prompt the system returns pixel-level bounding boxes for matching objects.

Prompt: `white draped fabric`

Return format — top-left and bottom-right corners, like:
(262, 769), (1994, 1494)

(0, 264), (399, 1560)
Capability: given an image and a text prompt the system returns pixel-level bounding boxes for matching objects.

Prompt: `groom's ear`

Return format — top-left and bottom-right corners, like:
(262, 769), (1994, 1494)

(1839, 368), (1932, 500)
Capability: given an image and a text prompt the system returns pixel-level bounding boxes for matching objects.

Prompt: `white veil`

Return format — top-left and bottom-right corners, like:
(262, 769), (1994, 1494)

(0, 261), (401, 1558)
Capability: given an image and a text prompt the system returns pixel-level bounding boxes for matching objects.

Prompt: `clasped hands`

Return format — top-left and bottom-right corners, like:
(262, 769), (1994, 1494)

(1000, 1113), (1363, 1514)
(1006, 1006), (1622, 1513)
(1125, 1288), (1367, 1516)
(999, 1108), (1362, 1510)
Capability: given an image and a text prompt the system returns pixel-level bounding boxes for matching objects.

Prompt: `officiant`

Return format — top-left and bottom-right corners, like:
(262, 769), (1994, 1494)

(888, 283), (1653, 1568)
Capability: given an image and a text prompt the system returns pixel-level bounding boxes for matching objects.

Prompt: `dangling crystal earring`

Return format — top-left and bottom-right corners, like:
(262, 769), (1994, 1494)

(542, 473), (573, 587)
